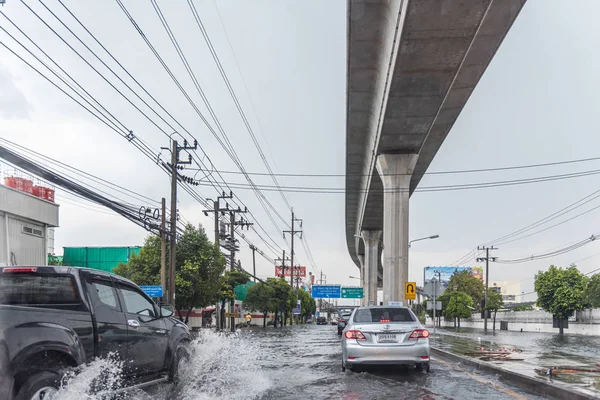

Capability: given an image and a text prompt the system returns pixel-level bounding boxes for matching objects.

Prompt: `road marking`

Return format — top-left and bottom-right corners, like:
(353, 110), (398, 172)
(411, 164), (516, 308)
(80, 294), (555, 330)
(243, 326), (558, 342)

(432, 357), (532, 400)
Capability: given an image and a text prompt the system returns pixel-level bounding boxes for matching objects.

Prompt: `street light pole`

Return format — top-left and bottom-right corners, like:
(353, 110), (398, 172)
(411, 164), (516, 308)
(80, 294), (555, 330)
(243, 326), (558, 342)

(409, 234), (440, 248)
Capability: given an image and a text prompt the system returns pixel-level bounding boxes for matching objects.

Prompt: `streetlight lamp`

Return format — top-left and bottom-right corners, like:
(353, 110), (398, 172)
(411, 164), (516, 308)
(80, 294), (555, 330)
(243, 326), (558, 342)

(349, 275), (360, 280)
(409, 234), (439, 248)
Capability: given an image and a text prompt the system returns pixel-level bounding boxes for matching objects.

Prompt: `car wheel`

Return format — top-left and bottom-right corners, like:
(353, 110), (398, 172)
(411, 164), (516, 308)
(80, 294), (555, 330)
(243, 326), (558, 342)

(15, 371), (61, 400)
(168, 344), (191, 383)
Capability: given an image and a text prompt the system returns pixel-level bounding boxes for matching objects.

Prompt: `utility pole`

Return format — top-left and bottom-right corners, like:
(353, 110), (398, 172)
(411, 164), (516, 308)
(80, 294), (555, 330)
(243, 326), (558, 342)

(275, 250), (289, 328)
(203, 191), (234, 331)
(318, 271), (326, 319)
(250, 245), (257, 283)
(165, 138), (197, 307)
(477, 246), (498, 333)
(160, 198), (166, 304)
(168, 140), (178, 307)
(284, 211), (302, 326)
(226, 206), (252, 332)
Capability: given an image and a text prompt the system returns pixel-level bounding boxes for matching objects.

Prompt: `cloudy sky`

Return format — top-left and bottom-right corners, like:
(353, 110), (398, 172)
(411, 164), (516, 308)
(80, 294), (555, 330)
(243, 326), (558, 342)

(1, 0), (599, 304)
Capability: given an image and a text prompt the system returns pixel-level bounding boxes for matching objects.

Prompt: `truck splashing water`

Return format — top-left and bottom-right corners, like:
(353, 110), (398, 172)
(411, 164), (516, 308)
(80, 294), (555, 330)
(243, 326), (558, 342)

(46, 330), (270, 400)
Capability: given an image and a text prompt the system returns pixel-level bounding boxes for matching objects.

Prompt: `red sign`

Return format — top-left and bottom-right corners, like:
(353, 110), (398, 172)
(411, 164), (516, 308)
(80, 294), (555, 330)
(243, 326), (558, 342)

(275, 266), (306, 278)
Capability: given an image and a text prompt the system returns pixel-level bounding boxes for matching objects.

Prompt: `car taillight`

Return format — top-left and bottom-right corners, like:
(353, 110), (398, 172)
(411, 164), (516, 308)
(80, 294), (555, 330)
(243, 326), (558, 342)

(344, 330), (366, 340)
(409, 329), (430, 339)
(380, 319), (390, 323)
(2, 267), (38, 273)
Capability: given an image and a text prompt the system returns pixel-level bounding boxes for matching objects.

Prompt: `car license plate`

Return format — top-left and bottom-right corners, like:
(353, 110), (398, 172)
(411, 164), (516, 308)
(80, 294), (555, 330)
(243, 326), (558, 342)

(377, 334), (398, 343)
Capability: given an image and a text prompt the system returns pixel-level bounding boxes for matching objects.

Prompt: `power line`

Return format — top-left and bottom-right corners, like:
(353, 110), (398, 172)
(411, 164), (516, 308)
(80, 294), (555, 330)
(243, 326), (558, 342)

(2, 4), (286, 260)
(186, 167), (600, 193)
(486, 188), (600, 246)
(52, 0), (285, 254)
(186, 0), (292, 212)
(184, 155), (600, 178)
(118, 0), (290, 243)
(495, 233), (599, 264)
(0, 138), (159, 206)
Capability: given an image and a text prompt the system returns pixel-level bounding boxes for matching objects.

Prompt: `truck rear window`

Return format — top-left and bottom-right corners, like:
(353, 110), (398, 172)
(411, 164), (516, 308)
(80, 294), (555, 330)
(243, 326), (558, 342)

(0, 274), (80, 305)
(353, 308), (415, 323)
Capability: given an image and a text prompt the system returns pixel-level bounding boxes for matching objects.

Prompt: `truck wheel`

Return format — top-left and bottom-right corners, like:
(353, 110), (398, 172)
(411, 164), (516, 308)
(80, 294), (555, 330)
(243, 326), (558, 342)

(15, 371), (61, 400)
(168, 345), (190, 383)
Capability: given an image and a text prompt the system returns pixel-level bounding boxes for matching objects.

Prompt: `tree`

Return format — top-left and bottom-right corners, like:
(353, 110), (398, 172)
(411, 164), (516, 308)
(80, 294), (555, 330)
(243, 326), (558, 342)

(244, 283), (274, 327)
(219, 269), (249, 328)
(113, 224), (225, 324)
(535, 265), (588, 335)
(585, 273), (600, 308)
(511, 304), (534, 312)
(266, 278), (292, 328)
(114, 235), (162, 285)
(485, 289), (504, 331)
(286, 289), (298, 325)
(443, 291), (473, 328)
(447, 270), (485, 311)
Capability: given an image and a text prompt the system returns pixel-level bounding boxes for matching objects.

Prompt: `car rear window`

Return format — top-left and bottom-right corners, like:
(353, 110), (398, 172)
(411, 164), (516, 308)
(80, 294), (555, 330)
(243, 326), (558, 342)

(353, 308), (415, 323)
(0, 273), (80, 305)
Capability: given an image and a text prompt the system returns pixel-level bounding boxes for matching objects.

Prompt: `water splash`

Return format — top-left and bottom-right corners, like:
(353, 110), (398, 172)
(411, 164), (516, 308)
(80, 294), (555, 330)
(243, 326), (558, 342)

(55, 352), (124, 399)
(176, 330), (271, 400)
(48, 330), (270, 400)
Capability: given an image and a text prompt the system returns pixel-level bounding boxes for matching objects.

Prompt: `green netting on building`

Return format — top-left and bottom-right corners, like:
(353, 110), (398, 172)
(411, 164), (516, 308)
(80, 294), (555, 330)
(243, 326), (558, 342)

(63, 247), (141, 272)
(234, 281), (255, 301)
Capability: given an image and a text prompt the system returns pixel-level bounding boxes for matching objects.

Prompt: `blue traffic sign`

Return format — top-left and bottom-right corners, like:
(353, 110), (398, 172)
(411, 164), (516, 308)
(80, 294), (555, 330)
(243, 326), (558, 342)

(140, 285), (163, 298)
(311, 285), (341, 299)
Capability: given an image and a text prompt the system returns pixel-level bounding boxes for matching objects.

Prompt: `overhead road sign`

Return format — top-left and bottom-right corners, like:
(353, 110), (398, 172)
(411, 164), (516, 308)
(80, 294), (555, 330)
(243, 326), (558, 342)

(140, 285), (163, 298)
(311, 285), (341, 299)
(405, 282), (416, 300)
(341, 287), (364, 299)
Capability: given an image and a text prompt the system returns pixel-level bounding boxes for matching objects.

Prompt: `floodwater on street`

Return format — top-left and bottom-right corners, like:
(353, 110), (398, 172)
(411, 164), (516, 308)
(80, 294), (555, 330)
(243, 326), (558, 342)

(52, 324), (548, 400)
(430, 327), (600, 397)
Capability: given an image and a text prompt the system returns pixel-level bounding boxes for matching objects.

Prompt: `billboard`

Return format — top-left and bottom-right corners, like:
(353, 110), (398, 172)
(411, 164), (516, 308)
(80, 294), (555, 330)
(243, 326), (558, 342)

(423, 266), (484, 285)
(275, 265), (306, 278)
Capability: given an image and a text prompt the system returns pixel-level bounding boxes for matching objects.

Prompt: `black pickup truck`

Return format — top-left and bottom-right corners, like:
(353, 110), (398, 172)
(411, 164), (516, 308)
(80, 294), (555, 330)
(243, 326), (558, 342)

(0, 266), (191, 400)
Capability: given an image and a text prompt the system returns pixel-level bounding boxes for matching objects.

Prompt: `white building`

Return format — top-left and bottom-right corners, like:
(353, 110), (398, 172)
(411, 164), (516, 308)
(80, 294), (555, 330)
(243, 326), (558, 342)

(491, 280), (523, 304)
(0, 183), (59, 266)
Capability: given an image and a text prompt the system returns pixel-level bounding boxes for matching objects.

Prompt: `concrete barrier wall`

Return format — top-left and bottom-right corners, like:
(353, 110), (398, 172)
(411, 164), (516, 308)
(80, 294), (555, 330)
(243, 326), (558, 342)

(440, 319), (600, 335)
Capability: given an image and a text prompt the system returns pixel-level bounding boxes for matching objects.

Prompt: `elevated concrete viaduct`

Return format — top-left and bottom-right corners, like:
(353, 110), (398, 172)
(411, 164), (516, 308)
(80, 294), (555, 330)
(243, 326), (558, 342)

(346, 0), (527, 305)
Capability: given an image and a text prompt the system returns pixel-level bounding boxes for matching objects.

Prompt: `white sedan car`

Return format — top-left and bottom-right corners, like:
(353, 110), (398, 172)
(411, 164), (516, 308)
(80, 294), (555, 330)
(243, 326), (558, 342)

(341, 306), (430, 372)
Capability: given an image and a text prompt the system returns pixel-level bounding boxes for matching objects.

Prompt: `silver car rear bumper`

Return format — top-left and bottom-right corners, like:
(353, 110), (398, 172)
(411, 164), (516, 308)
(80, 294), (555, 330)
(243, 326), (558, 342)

(343, 339), (430, 366)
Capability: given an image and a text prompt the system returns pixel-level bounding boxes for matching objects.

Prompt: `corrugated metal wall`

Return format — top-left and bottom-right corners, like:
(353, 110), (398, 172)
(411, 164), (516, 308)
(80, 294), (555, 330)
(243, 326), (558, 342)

(0, 213), (6, 265)
(7, 215), (46, 266)
(63, 247), (141, 272)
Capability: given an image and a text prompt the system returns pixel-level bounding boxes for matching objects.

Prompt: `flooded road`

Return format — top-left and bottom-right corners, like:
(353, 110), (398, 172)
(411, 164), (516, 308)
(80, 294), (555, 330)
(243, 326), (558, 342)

(55, 324), (546, 400)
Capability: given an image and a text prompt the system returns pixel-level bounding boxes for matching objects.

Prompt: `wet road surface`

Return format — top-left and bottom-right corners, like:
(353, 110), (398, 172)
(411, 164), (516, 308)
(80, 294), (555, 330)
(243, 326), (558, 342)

(429, 327), (600, 398)
(56, 323), (548, 400)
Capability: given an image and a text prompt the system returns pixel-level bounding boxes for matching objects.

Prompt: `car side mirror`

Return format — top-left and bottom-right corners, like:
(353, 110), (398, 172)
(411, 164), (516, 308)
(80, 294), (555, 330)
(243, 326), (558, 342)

(161, 304), (174, 318)
(139, 314), (154, 323)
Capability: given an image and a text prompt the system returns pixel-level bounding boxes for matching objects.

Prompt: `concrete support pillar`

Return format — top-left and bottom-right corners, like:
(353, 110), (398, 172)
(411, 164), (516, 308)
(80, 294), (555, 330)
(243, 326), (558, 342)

(376, 153), (418, 304)
(358, 254), (366, 306)
(361, 230), (381, 306)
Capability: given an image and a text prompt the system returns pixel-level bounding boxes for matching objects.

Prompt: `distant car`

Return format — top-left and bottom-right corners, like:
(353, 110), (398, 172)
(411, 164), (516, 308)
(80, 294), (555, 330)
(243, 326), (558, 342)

(331, 317), (338, 325)
(316, 317), (328, 325)
(341, 306), (430, 373)
(337, 312), (353, 335)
